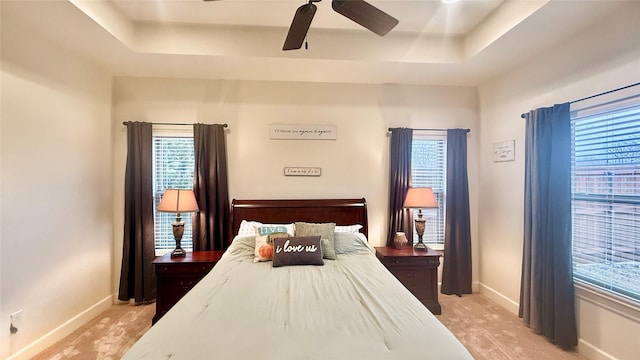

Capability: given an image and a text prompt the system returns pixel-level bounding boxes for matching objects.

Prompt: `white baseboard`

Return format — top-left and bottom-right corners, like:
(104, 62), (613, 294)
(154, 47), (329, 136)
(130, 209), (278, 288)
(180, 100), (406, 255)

(578, 339), (618, 360)
(478, 283), (520, 315)
(7, 294), (113, 360)
(436, 281), (481, 294)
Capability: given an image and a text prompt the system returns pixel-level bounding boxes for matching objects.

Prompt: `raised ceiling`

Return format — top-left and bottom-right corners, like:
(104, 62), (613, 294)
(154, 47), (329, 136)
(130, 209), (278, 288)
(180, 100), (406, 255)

(3, 0), (630, 86)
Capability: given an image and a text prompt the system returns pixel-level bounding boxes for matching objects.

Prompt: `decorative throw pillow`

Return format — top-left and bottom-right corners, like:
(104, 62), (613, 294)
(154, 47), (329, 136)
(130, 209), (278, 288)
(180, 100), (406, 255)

(295, 222), (337, 260)
(254, 224), (295, 262)
(272, 236), (324, 267)
(238, 220), (295, 238)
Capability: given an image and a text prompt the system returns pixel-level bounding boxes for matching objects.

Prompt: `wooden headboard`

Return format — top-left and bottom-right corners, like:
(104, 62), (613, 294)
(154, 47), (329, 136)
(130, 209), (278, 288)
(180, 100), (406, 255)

(229, 198), (368, 247)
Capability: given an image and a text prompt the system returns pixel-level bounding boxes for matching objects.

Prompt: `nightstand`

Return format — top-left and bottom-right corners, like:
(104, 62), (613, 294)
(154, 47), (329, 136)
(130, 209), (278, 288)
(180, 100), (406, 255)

(375, 246), (442, 314)
(152, 250), (224, 324)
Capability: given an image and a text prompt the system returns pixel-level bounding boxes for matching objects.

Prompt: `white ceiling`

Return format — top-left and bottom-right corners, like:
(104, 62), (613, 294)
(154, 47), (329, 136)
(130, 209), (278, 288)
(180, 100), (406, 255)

(3, 0), (631, 86)
(109, 0), (504, 35)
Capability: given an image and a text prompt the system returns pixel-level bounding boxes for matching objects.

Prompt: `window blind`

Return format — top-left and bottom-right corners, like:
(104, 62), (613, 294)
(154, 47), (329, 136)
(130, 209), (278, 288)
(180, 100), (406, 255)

(571, 93), (640, 302)
(152, 135), (195, 253)
(411, 133), (447, 246)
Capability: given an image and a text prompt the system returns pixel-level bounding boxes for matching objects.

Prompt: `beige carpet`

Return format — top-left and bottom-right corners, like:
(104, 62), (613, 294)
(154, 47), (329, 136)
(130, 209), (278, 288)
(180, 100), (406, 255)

(31, 303), (154, 360)
(32, 293), (584, 359)
(437, 294), (585, 360)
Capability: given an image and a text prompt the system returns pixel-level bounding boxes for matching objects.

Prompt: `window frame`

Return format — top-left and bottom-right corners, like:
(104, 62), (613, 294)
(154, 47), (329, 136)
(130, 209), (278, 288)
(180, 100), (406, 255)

(570, 89), (640, 305)
(152, 127), (195, 256)
(410, 131), (447, 250)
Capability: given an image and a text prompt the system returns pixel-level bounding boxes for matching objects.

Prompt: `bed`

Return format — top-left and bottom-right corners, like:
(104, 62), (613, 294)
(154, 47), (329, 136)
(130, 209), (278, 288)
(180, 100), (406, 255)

(123, 198), (472, 359)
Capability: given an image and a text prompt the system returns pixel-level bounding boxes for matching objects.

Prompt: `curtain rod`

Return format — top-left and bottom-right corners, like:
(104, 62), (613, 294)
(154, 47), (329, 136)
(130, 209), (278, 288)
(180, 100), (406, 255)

(388, 127), (470, 133)
(520, 82), (640, 118)
(122, 122), (228, 127)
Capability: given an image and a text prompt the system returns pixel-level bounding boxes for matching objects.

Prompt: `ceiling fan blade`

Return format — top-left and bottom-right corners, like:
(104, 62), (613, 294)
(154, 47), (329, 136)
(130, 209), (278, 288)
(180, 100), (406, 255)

(283, 3), (318, 51)
(331, 0), (398, 36)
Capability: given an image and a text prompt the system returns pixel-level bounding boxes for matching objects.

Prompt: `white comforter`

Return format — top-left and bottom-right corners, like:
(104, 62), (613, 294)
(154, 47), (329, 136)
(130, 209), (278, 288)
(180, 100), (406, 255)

(123, 234), (472, 359)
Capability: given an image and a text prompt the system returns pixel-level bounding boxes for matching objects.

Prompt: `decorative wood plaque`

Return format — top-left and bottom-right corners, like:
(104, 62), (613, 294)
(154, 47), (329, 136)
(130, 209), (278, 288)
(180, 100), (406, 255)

(270, 124), (337, 140)
(284, 167), (322, 177)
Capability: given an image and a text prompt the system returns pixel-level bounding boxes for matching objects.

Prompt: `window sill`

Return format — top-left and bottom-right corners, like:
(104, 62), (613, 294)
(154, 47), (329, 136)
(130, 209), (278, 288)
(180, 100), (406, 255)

(574, 281), (640, 323)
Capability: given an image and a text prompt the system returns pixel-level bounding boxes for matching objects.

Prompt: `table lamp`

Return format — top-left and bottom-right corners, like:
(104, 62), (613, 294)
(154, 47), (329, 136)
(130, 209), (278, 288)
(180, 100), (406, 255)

(157, 189), (199, 257)
(403, 187), (438, 251)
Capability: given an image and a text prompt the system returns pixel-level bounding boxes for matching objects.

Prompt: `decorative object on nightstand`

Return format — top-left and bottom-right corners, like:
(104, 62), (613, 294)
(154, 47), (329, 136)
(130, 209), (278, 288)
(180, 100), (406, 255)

(157, 189), (199, 258)
(403, 187), (438, 251)
(393, 231), (409, 249)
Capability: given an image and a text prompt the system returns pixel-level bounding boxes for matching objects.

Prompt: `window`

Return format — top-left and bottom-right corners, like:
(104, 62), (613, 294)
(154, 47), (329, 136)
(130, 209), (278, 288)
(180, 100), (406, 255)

(411, 132), (447, 248)
(571, 89), (640, 303)
(153, 132), (195, 255)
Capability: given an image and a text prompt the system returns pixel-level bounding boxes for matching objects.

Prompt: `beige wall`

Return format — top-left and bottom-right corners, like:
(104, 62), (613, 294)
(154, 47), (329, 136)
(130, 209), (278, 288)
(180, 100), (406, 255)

(477, 4), (640, 360)
(3, 1), (639, 359)
(111, 78), (481, 292)
(0, 11), (114, 360)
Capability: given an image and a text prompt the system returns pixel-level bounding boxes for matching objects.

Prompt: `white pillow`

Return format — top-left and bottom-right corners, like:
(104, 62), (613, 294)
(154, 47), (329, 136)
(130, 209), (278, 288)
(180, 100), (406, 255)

(239, 220), (360, 236)
(237, 220), (261, 237)
(334, 224), (363, 233)
(334, 232), (371, 254)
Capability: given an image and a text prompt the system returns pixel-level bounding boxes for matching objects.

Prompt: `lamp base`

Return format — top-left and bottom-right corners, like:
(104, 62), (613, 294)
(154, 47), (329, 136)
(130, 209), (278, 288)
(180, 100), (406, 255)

(170, 247), (186, 257)
(171, 221), (187, 257)
(413, 240), (428, 251)
(413, 216), (428, 251)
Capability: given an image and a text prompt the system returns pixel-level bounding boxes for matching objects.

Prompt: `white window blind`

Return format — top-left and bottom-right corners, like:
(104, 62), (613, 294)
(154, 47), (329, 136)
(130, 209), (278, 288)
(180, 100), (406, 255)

(571, 90), (640, 303)
(411, 132), (447, 247)
(152, 134), (195, 254)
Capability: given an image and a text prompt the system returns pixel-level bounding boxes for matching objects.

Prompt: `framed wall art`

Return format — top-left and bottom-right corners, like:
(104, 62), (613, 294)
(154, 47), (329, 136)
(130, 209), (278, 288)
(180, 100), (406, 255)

(493, 140), (515, 162)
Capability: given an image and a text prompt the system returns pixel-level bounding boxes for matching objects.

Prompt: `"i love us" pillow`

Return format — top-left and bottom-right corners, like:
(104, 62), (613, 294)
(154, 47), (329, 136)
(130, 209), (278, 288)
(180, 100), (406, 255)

(272, 236), (324, 267)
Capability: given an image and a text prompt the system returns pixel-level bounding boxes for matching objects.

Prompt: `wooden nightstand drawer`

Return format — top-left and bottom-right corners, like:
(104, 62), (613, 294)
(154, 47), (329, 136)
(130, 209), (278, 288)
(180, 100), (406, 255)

(390, 268), (436, 301)
(382, 256), (440, 267)
(155, 262), (215, 275)
(375, 246), (442, 315)
(161, 275), (200, 291)
(152, 250), (224, 324)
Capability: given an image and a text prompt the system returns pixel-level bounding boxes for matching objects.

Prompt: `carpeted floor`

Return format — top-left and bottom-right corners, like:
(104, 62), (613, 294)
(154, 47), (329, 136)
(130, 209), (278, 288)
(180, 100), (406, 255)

(436, 294), (585, 360)
(31, 303), (154, 360)
(32, 293), (585, 359)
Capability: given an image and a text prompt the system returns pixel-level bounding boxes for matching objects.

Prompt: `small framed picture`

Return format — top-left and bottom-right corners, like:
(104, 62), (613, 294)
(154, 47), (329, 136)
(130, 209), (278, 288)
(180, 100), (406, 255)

(284, 167), (322, 177)
(493, 140), (515, 162)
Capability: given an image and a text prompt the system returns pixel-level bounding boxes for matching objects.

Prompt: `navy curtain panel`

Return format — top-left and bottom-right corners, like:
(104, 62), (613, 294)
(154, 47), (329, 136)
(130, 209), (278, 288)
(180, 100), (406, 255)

(387, 128), (413, 246)
(441, 129), (472, 296)
(519, 103), (577, 348)
(192, 123), (230, 251)
(118, 121), (156, 303)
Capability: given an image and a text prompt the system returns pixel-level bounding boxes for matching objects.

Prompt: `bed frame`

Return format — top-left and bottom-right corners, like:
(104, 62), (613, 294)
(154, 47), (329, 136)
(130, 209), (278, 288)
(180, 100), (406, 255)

(229, 198), (368, 246)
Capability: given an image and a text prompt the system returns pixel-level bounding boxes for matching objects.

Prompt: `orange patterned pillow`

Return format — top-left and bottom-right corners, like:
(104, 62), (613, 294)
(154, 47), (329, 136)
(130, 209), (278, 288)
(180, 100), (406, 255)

(253, 225), (294, 262)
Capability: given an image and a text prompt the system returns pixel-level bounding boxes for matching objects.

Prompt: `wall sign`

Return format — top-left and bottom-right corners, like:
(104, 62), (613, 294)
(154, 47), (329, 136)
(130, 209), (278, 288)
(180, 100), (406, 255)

(284, 167), (322, 177)
(493, 140), (515, 162)
(270, 124), (337, 140)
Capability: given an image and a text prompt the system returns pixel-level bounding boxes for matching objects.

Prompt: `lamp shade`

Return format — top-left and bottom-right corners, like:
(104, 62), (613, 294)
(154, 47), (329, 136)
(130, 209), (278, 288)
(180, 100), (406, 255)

(403, 188), (438, 208)
(157, 189), (199, 213)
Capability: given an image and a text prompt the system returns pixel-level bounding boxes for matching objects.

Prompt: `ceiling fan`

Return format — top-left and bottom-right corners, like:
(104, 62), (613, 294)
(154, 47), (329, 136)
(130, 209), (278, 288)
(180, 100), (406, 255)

(283, 0), (399, 51)
(203, 0), (399, 51)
